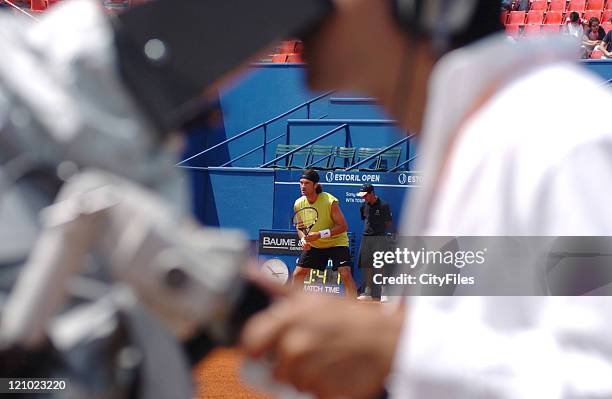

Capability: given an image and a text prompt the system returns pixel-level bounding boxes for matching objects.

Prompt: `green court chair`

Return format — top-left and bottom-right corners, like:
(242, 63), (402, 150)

(376, 147), (402, 171)
(270, 144), (297, 169)
(286, 145), (312, 170)
(332, 147), (356, 170)
(355, 147), (383, 171)
(307, 145), (335, 170)
(271, 144), (311, 169)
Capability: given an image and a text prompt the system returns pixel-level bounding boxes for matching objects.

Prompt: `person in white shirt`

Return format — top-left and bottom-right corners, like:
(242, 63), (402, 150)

(241, 0), (612, 398)
(564, 11), (587, 57)
(564, 11), (584, 41)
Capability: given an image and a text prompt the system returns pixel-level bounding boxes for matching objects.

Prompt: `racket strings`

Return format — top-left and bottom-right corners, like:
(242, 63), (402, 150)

(293, 208), (318, 232)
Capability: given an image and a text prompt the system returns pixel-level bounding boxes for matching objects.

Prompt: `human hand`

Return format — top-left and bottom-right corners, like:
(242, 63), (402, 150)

(241, 293), (405, 399)
(299, 238), (312, 250)
(303, 232), (321, 243)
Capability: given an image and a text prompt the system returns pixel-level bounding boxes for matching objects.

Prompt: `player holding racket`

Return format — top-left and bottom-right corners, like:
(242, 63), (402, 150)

(292, 170), (357, 298)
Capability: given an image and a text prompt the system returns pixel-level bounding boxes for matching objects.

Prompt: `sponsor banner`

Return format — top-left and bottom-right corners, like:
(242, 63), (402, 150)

(318, 170), (423, 187)
(258, 230), (302, 255)
(373, 237), (612, 296)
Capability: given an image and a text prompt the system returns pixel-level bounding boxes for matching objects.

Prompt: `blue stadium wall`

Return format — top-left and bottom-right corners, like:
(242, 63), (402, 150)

(183, 61), (612, 242)
(183, 63), (410, 242)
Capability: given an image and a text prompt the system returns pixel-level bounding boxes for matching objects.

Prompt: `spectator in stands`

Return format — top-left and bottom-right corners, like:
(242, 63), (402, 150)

(564, 12), (587, 57)
(583, 17), (606, 57)
(501, 0), (513, 11)
(600, 26), (612, 59)
(514, 0), (530, 11)
(564, 12), (584, 41)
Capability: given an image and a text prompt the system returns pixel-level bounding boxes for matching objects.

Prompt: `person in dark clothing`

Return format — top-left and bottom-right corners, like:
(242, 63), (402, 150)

(600, 26), (612, 58)
(517, 0), (529, 11)
(355, 184), (393, 301)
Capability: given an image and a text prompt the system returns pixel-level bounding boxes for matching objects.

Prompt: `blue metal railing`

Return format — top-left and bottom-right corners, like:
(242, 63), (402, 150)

(346, 134), (415, 171)
(284, 119), (396, 126)
(177, 91), (333, 167)
(390, 154), (419, 172)
(306, 151), (335, 169)
(260, 124), (349, 168)
(328, 97), (378, 104)
(283, 119), (395, 159)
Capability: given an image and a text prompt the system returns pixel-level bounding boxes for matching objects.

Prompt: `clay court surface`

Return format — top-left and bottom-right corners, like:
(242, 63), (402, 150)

(194, 349), (271, 399)
(193, 301), (381, 398)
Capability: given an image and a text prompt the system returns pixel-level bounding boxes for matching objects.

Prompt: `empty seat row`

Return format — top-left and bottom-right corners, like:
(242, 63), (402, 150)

(271, 53), (304, 63)
(506, 20), (612, 35)
(507, 21), (612, 34)
(270, 40), (305, 63)
(503, 9), (612, 25)
(269, 144), (403, 172)
(527, 0), (612, 12)
(277, 40), (304, 55)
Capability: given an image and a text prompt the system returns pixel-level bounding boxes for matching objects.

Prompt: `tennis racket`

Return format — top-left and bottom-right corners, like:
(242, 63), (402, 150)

(292, 206), (318, 246)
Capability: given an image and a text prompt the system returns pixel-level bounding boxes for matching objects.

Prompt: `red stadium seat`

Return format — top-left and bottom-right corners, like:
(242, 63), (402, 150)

(279, 41), (297, 54)
(583, 10), (602, 20)
(501, 10), (509, 24)
(591, 49), (603, 58)
(568, 0), (586, 13)
(286, 53), (304, 63)
(542, 24), (562, 33)
(530, 0), (548, 10)
(30, 0), (47, 10)
(586, 0), (605, 10)
(523, 24), (543, 35)
(271, 54), (288, 63)
(294, 41), (304, 54)
(602, 10), (612, 21)
(606, 1), (612, 10)
(549, 0), (568, 12)
(545, 11), (564, 24)
(505, 24), (521, 37)
(508, 11), (527, 25)
(526, 10), (545, 24)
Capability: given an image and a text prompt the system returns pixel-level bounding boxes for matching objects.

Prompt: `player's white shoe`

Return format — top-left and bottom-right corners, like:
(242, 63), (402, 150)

(380, 295), (390, 303)
(357, 294), (373, 301)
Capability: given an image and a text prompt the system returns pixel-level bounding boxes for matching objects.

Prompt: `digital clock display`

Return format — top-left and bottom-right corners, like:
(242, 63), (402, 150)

(304, 268), (341, 286)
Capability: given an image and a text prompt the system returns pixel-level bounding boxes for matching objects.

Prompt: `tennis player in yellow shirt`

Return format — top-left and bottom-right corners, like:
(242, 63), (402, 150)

(292, 170), (357, 298)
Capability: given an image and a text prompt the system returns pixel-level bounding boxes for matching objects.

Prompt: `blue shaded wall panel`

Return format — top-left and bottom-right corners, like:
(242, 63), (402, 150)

(207, 168), (275, 239)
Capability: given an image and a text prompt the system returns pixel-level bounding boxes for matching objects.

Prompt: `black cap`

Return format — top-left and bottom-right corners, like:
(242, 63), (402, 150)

(357, 183), (374, 197)
(300, 169), (320, 183)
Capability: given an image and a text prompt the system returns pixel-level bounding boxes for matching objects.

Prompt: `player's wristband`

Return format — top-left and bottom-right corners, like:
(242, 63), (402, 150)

(319, 229), (331, 238)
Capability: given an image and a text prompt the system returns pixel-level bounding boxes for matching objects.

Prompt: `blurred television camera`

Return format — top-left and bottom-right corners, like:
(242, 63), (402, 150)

(0, 0), (331, 397)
